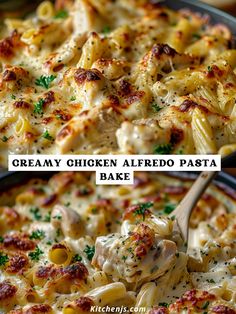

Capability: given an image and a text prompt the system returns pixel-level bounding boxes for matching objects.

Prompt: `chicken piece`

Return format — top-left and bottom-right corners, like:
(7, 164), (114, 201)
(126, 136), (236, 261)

(121, 203), (174, 236)
(51, 204), (84, 239)
(56, 106), (124, 153)
(73, 0), (104, 33)
(116, 119), (171, 154)
(92, 223), (177, 285)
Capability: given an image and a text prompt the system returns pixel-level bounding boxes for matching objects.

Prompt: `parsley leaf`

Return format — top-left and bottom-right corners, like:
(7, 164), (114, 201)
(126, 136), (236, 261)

(44, 212), (51, 222)
(177, 149), (184, 154)
(151, 265), (159, 273)
(56, 228), (61, 237)
(158, 302), (169, 308)
(29, 246), (44, 261)
(1, 136), (8, 143)
(42, 130), (54, 141)
(52, 214), (62, 220)
(84, 245), (95, 261)
(202, 301), (210, 310)
(0, 252), (9, 266)
(11, 94), (16, 100)
(30, 207), (42, 221)
(102, 26), (111, 34)
(54, 10), (68, 19)
(0, 236), (3, 243)
(33, 99), (45, 115)
(35, 75), (56, 89)
(206, 278), (215, 283)
(153, 143), (173, 154)
(163, 203), (176, 215)
(91, 207), (98, 214)
(72, 253), (82, 263)
(152, 103), (162, 112)
(192, 33), (201, 40)
(29, 230), (45, 240)
(207, 66), (212, 72)
(133, 202), (153, 221)
(70, 96), (76, 101)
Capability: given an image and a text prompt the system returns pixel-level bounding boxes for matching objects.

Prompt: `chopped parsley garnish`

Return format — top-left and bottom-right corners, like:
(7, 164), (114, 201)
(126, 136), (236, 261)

(102, 26), (111, 34)
(56, 229), (61, 237)
(154, 143), (173, 154)
(150, 265), (159, 273)
(0, 236), (3, 243)
(207, 66), (212, 72)
(206, 278), (215, 283)
(177, 149), (183, 154)
(1, 136), (8, 143)
(11, 94), (16, 100)
(33, 99), (45, 115)
(65, 202), (71, 207)
(56, 114), (63, 120)
(122, 256), (127, 261)
(70, 96), (76, 101)
(158, 302), (169, 308)
(0, 252), (9, 266)
(152, 103), (162, 112)
(44, 212), (51, 222)
(72, 254), (82, 263)
(202, 301), (210, 310)
(29, 246), (43, 261)
(78, 186), (90, 196)
(35, 75), (56, 89)
(84, 245), (95, 261)
(29, 230), (45, 240)
(30, 207), (42, 221)
(163, 203), (176, 215)
(42, 130), (54, 141)
(133, 202), (153, 221)
(192, 33), (201, 40)
(54, 10), (69, 19)
(53, 214), (62, 220)
(91, 208), (98, 214)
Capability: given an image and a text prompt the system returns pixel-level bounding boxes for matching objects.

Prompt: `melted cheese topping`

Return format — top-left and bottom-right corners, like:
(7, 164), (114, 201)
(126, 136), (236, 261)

(0, 0), (236, 167)
(0, 172), (235, 313)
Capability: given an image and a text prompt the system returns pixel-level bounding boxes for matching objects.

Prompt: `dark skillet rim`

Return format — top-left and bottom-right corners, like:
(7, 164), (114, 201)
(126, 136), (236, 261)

(0, 171), (235, 200)
(162, 0), (236, 34)
(166, 171), (236, 200)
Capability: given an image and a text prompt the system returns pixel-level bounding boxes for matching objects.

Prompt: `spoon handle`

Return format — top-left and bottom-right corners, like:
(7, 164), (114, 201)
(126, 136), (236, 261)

(170, 171), (218, 243)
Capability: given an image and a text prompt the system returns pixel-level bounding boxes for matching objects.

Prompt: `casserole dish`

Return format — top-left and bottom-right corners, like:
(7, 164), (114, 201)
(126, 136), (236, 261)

(0, 170), (235, 312)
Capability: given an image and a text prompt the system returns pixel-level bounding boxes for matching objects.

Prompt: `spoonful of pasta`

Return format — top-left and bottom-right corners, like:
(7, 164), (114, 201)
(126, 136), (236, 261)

(170, 171), (217, 247)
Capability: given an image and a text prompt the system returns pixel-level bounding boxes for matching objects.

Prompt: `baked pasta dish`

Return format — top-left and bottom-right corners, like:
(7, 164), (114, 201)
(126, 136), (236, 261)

(0, 171), (235, 313)
(0, 0), (236, 166)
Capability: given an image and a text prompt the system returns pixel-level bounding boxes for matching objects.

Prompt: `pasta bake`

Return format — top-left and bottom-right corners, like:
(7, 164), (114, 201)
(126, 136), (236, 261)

(0, 171), (235, 313)
(0, 0), (236, 166)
